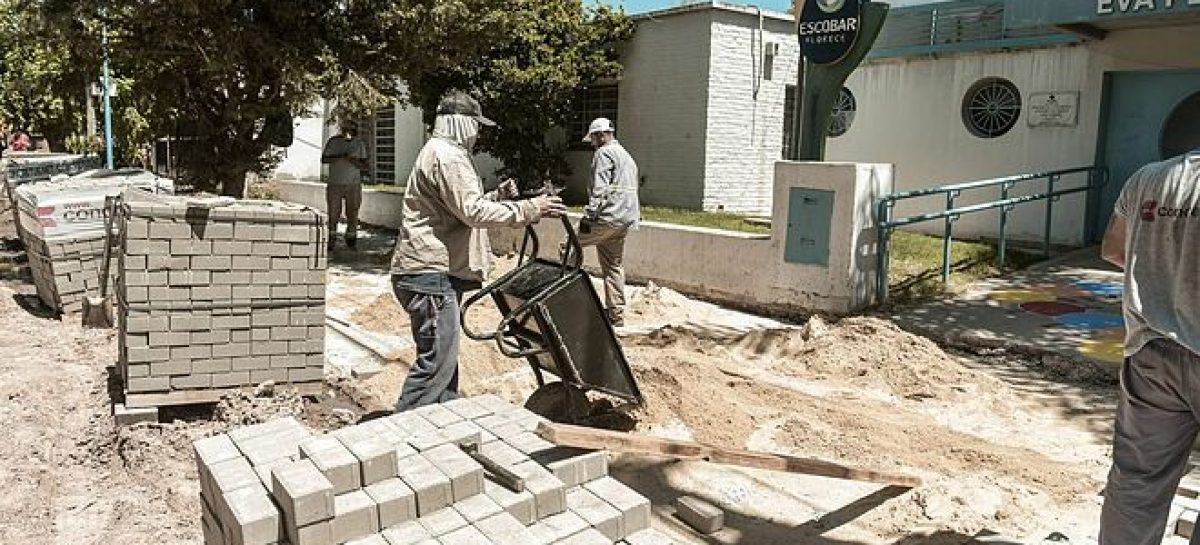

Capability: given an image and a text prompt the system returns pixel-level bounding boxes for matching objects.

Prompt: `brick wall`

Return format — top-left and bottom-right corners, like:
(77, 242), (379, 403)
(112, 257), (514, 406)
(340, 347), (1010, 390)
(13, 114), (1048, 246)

(702, 10), (799, 215)
(611, 10), (714, 210)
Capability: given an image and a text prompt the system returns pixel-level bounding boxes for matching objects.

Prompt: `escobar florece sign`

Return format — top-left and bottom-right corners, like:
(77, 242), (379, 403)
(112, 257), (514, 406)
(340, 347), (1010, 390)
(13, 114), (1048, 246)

(798, 0), (863, 65)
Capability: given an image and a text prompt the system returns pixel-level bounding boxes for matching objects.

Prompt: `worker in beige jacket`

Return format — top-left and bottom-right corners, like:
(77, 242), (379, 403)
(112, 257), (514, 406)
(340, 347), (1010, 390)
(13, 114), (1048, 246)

(390, 91), (565, 411)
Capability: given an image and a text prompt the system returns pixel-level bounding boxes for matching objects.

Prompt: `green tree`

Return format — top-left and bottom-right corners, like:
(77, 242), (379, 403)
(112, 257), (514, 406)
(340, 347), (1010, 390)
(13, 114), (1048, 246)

(399, 0), (634, 189)
(43, 0), (373, 195)
(42, 0), (632, 195)
(0, 0), (91, 147)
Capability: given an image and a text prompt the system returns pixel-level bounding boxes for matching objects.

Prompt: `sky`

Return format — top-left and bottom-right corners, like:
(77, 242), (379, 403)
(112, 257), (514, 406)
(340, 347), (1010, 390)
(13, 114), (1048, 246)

(600, 0), (944, 16)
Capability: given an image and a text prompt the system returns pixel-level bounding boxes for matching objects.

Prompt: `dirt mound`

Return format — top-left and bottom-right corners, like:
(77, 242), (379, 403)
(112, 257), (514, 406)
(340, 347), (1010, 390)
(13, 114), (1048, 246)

(730, 316), (1003, 401)
(621, 315), (1101, 540)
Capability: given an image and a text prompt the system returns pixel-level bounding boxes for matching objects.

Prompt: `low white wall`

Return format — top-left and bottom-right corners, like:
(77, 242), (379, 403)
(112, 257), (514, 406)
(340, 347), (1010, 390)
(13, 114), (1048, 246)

(278, 162), (887, 316)
(496, 162), (890, 315)
(490, 216), (790, 313)
(275, 179), (405, 229)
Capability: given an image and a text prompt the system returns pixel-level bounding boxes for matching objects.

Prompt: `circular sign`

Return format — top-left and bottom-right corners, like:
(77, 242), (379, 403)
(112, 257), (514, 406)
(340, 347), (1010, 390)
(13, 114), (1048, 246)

(798, 0), (862, 65)
(817, 0), (846, 13)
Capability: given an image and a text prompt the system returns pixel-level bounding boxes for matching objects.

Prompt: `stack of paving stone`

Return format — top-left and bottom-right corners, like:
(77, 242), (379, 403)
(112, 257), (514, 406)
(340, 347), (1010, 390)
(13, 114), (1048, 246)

(1, 153), (102, 239)
(16, 172), (174, 313)
(117, 190), (327, 399)
(194, 395), (679, 545)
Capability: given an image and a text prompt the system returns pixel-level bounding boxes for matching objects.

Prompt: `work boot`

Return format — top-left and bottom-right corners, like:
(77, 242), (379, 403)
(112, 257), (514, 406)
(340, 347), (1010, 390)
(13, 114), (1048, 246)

(346, 234), (358, 250)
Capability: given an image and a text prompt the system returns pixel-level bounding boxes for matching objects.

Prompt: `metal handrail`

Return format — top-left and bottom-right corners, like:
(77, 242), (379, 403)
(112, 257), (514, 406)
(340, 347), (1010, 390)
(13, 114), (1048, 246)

(875, 165), (1108, 306)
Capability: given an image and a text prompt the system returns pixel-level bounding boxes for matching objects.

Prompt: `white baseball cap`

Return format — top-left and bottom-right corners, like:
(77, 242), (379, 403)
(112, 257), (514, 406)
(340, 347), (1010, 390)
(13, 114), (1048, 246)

(582, 117), (616, 142)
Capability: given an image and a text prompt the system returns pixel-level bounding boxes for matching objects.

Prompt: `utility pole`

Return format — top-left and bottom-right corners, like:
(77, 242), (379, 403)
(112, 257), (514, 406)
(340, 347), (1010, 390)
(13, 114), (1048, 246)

(101, 16), (113, 169)
(85, 82), (96, 137)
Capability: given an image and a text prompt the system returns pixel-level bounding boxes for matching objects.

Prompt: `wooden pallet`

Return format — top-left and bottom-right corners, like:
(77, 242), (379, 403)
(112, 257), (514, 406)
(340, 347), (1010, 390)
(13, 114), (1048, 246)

(124, 382), (325, 409)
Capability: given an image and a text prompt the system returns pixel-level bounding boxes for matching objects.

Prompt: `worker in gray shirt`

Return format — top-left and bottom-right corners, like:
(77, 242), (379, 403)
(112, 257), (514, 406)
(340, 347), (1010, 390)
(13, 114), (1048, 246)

(1098, 148), (1200, 545)
(391, 91), (565, 410)
(321, 124), (369, 251)
(575, 117), (640, 327)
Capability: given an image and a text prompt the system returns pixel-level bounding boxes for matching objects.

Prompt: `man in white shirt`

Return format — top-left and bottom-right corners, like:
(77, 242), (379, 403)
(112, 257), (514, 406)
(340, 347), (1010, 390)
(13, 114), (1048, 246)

(575, 117), (640, 327)
(321, 124), (369, 250)
(1098, 149), (1200, 545)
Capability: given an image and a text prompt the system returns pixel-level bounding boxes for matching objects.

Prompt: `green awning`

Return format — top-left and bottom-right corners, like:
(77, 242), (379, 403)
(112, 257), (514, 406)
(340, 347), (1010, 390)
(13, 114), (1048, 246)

(1006, 0), (1200, 29)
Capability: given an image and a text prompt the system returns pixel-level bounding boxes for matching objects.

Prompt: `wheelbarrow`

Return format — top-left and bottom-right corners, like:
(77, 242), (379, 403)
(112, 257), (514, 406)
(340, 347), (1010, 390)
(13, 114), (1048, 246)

(461, 215), (643, 423)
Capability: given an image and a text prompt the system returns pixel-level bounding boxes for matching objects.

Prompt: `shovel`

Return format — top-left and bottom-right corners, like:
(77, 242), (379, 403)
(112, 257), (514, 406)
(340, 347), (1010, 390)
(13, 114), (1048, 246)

(82, 196), (119, 328)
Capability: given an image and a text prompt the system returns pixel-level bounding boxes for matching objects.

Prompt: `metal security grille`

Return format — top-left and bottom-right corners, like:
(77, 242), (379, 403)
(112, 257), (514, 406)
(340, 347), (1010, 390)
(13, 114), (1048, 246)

(373, 106), (397, 184)
(962, 78), (1021, 138)
(570, 85), (619, 149)
(828, 87), (857, 138)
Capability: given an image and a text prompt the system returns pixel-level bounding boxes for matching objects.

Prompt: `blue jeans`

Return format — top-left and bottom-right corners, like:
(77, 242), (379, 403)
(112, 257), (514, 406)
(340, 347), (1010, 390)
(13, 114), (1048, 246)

(392, 273), (475, 412)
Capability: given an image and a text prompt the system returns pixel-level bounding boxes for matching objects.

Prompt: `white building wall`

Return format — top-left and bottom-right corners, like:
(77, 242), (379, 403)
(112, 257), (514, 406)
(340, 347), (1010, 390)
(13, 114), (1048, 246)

(606, 9), (714, 209)
(703, 10), (799, 215)
(825, 23), (1200, 245)
(275, 100), (333, 181)
(393, 94), (429, 184)
(826, 46), (1099, 244)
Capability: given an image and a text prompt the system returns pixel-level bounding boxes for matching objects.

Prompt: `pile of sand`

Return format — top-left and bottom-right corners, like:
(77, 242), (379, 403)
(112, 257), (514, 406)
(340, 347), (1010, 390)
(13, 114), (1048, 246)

(626, 282), (712, 325)
(620, 314), (1102, 540)
(746, 316), (1004, 401)
(350, 293), (410, 336)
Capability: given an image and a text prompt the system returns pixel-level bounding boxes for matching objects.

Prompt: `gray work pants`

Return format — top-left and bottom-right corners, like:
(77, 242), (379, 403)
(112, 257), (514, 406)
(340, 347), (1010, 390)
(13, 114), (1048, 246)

(392, 280), (462, 412)
(326, 183), (362, 241)
(572, 222), (628, 321)
(1100, 338), (1200, 545)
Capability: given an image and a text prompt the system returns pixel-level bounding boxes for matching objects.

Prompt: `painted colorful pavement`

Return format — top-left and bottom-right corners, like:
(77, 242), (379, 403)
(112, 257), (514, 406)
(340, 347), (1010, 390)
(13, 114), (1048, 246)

(985, 280), (1125, 363)
(893, 248), (1126, 367)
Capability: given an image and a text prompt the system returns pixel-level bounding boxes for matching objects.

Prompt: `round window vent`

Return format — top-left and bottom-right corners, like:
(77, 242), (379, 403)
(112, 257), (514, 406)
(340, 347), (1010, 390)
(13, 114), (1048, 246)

(828, 87), (856, 138)
(962, 78), (1021, 138)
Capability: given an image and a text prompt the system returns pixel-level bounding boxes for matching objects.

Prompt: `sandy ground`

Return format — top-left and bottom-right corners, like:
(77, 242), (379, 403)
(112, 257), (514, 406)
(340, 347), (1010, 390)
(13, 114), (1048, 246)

(340, 265), (1117, 543)
(0, 250), (1120, 544)
(0, 284), (369, 544)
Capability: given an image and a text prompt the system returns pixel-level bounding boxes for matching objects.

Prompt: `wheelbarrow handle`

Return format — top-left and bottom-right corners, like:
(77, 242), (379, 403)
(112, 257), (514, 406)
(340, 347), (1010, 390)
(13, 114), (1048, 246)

(461, 212), (578, 352)
(459, 220), (543, 342)
(558, 215), (584, 273)
(493, 300), (550, 359)
(460, 288), (499, 342)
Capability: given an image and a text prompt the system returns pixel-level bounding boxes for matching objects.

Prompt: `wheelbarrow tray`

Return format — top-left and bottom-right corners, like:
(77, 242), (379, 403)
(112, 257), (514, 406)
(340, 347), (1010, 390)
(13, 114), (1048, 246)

(487, 257), (643, 405)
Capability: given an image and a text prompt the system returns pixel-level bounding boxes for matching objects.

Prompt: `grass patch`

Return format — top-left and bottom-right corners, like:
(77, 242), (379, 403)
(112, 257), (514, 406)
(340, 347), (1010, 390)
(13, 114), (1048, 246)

(886, 230), (1043, 306)
(569, 205), (769, 235)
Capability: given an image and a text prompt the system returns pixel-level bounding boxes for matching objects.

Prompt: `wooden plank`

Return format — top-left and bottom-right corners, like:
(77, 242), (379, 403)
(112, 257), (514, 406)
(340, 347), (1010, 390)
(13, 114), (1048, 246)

(536, 422), (922, 488)
(125, 382), (324, 409)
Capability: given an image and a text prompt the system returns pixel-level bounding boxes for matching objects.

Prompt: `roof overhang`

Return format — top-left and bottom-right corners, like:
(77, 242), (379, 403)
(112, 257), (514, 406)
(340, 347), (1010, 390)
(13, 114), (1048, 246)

(1006, 0), (1200, 32)
(632, 1), (794, 23)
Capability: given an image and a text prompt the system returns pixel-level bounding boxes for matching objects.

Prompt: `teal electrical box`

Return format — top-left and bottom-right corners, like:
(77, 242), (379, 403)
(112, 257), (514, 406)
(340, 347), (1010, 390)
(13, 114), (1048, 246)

(784, 188), (835, 266)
